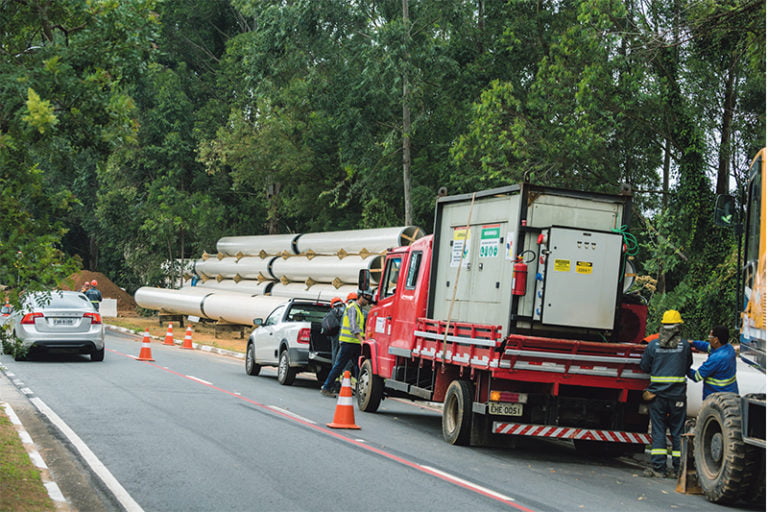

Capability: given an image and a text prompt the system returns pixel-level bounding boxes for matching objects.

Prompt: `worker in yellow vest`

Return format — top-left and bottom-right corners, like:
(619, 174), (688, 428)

(320, 290), (373, 397)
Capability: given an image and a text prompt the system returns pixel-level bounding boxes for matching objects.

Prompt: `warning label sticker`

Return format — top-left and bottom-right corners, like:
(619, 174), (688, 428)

(576, 261), (593, 274)
(451, 227), (470, 267)
(479, 224), (500, 259)
(554, 259), (571, 272)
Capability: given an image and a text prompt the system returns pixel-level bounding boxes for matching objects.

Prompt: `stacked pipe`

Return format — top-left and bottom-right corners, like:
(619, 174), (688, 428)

(135, 226), (424, 325)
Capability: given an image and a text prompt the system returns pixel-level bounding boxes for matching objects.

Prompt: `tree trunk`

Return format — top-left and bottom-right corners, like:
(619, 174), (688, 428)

(402, 0), (413, 226)
(716, 60), (737, 195)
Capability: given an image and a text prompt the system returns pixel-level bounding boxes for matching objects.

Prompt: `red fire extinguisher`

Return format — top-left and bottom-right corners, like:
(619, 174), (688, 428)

(512, 257), (528, 296)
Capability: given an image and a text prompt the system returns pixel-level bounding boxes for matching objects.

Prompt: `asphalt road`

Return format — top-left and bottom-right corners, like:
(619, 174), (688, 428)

(0, 330), (758, 512)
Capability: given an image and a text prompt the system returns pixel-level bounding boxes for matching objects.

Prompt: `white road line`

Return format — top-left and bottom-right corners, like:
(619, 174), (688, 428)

(186, 375), (213, 386)
(420, 465), (517, 503)
(29, 397), (144, 512)
(267, 406), (317, 424)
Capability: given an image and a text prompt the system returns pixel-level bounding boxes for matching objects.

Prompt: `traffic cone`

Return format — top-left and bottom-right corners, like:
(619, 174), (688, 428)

(326, 371), (360, 429)
(180, 325), (194, 350)
(136, 330), (155, 361)
(163, 323), (175, 346)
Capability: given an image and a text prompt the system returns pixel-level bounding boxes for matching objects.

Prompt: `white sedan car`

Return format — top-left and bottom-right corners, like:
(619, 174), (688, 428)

(9, 290), (105, 361)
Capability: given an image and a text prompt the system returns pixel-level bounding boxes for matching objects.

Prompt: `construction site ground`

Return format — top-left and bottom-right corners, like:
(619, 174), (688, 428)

(108, 314), (248, 354)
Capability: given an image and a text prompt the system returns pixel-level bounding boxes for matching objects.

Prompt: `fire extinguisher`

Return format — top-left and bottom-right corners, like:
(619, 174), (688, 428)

(512, 257), (528, 296)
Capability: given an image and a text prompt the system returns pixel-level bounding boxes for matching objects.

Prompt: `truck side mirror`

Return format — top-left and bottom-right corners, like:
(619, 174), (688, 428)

(358, 269), (371, 293)
(714, 194), (736, 227)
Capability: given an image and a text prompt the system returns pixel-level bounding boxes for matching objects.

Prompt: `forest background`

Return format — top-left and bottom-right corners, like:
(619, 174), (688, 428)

(0, 0), (764, 336)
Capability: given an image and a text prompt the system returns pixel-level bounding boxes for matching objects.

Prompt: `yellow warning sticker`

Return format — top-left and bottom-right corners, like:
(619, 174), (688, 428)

(554, 259), (571, 272)
(576, 261), (593, 274)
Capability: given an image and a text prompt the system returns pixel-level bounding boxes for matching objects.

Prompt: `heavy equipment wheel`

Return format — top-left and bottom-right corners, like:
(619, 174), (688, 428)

(245, 343), (261, 376)
(356, 359), (383, 412)
(276, 349), (296, 386)
(442, 380), (473, 446)
(693, 393), (750, 504)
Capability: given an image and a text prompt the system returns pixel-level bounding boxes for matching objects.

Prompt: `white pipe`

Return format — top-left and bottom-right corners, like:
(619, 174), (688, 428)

(270, 254), (383, 285)
(294, 226), (424, 256)
(195, 280), (274, 295)
(269, 283), (358, 301)
(135, 287), (213, 316)
(194, 257), (273, 280)
(201, 294), (286, 325)
(216, 234), (298, 257)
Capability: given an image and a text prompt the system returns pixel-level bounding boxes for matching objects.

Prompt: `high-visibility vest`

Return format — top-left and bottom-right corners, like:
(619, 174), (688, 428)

(338, 302), (363, 344)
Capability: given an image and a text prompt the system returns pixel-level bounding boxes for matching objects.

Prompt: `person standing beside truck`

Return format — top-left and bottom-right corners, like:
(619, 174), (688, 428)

(639, 309), (693, 478)
(84, 279), (102, 311)
(321, 297), (345, 366)
(687, 325), (739, 399)
(320, 291), (372, 397)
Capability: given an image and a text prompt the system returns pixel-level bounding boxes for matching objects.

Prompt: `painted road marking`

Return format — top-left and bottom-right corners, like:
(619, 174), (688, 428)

(185, 375), (213, 386)
(267, 405), (316, 424)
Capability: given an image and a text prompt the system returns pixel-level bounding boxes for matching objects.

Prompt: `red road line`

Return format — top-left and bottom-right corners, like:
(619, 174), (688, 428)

(109, 348), (538, 511)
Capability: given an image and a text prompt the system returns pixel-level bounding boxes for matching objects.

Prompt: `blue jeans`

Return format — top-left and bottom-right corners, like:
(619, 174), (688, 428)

(322, 342), (360, 391)
(649, 396), (686, 471)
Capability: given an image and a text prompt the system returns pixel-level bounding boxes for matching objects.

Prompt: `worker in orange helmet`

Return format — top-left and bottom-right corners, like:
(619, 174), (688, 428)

(84, 279), (103, 311)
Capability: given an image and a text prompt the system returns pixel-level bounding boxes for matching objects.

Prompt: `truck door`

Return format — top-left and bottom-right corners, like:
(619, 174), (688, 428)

(369, 255), (402, 351)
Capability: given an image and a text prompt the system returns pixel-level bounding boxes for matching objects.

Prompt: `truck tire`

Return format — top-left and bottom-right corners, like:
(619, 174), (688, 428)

(277, 349), (296, 386)
(357, 359), (383, 412)
(443, 380), (473, 446)
(245, 343), (261, 376)
(694, 392), (750, 504)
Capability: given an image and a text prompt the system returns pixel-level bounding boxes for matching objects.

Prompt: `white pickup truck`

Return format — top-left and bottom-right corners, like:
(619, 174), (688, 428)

(245, 298), (333, 385)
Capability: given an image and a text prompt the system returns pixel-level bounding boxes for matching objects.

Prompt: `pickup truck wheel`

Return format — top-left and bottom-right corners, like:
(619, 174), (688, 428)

(357, 359), (383, 412)
(277, 349), (296, 386)
(693, 393), (749, 504)
(443, 380), (473, 446)
(245, 343), (261, 376)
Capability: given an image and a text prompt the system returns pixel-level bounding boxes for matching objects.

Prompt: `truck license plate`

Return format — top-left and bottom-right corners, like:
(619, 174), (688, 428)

(489, 402), (523, 416)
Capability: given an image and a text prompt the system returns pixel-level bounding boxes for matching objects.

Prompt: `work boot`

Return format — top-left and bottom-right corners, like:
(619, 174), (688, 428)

(643, 467), (665, 478)
(320, 388), (337, 398)
(666, 466), (679, 479)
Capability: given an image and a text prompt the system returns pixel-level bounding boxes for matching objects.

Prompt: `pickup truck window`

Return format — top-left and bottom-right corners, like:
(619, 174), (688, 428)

(381, 257), (402, 298)
(286, 304), (329, 323)
(264, 305), (286, 326)
(405, 251), (422, 289)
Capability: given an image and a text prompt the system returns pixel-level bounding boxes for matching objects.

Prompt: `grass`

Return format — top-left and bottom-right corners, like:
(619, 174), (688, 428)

(0, 409), (55, 512)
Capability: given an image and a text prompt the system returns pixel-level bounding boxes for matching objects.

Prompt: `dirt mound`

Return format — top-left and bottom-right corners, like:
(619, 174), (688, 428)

(60, 270), (137, 315)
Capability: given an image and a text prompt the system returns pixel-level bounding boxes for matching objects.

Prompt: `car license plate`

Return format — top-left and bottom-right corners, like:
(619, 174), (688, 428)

(52, 318), (74, 326)
(489, 402), (523, 416)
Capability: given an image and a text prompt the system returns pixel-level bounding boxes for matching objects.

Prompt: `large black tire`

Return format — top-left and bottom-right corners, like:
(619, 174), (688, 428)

(356, 359), (383, 412)
(276, 349), (296, 386)
(693, 392), (750, 504)
(91, 348), (105, 362)
(442, 380), (473, 446)
(245, 343), (261, 376)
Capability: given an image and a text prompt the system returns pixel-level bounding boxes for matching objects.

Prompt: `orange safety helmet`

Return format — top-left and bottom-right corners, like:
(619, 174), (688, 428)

(346, 292), (358, 301)
(91, 280), (98, 286)
(330, 297), (343, 306)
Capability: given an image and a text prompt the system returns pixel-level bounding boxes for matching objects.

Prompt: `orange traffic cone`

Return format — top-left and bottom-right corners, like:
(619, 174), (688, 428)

(326, 371), (360, 429)
(163, 323), (175, 346)
(136, 330), (155, 361)
(180, 325), (194, 349)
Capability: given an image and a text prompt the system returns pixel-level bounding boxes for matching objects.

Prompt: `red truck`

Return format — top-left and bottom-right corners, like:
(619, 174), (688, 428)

(356, 184), (651, 450)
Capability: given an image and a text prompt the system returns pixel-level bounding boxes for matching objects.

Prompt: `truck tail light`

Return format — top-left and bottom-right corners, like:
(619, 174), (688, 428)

(490, 391), (528, 403)
(297, 327), (311, 344)
(84, 312), (102, 324)
(20, 312), (43, 324)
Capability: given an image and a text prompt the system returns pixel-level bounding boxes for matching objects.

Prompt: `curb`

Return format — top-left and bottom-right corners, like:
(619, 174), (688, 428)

(1, 400), (68, 510)
(105, 325), (245, 360)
